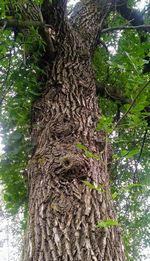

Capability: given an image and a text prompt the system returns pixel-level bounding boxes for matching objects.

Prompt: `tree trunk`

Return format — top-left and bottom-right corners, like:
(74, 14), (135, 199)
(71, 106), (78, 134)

(23, 0), (126, 260)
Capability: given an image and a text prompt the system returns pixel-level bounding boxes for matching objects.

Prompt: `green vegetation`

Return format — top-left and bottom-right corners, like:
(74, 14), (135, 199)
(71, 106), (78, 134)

(0, 0), (150, 260)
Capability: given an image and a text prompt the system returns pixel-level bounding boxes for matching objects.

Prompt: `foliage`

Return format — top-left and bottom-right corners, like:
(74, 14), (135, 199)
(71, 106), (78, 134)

(0, 1), (44, 216)
(93, 5), (150, 260)
(0, 0), (150, 260)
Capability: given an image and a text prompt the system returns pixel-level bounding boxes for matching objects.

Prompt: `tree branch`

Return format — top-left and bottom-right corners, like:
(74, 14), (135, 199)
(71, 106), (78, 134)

(116, 0), (150, 73)
(0, 19), (46, 30)
(116, 0), (145, 28)
(96, 83), (130, 104)
(101, 24), (150, 34)
(137, 128), (148, 162)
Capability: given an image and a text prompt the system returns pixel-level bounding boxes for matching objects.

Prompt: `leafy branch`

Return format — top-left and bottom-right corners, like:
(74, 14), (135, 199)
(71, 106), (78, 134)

(96, 83), (130, 104)
(114, 80), (150, 129)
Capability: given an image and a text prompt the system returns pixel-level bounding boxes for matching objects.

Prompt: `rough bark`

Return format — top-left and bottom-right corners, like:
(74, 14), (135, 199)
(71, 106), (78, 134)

(23, 1), (126, 260)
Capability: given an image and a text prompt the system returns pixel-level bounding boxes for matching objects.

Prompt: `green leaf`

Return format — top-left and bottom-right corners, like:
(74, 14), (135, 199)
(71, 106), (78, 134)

(28, 89), (41, 96)
(120, 150), (129, 156)
(76, 143), (100, 160)
(82, 180), (103, 192)
(85, 150), (100, 160)
(96, 115), (113, 133)
(112, 191), (119, 200)
(76, 143), (87, 151)
(125, 149), (139, 159)
(96, 219), (119, 228)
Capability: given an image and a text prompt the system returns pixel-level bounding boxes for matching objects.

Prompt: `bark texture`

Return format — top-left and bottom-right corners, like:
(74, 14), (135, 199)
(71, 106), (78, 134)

(23, 0), (126, 260)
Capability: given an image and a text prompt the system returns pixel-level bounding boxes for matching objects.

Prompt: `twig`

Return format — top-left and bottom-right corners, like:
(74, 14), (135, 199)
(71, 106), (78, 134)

(137, 128), (148, 162)
(97, 39), (108, 53)
(113, 80), (150, 130)
(101, 24), (150, 34)
(1, 20), (7, 30)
